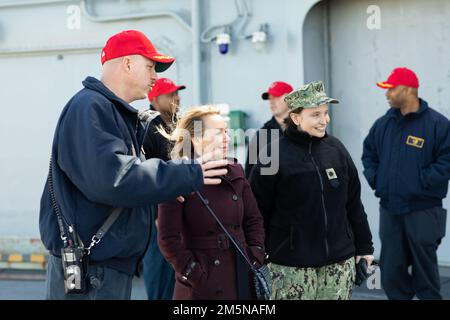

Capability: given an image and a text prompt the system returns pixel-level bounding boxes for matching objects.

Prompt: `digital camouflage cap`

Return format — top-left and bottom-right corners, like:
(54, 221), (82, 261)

(284, 81), (339, 111)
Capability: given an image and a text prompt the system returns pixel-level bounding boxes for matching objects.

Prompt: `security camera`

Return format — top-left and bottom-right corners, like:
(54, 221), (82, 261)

(251, 24), (268, 52)
(216, 32), (231, 55)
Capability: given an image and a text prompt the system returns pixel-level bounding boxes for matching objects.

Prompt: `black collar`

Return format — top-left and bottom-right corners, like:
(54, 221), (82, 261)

(267, 117), (283, 131)
(284, 125), (327, 148)
(387, 98), (429, 120)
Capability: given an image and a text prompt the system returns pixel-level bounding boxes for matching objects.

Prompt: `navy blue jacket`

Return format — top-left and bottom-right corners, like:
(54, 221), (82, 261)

(362, 99), (450, 214)
(39, 77), (203, 275)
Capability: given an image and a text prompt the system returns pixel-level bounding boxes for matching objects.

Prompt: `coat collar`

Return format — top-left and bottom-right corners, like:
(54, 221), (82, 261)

(263, 117), (283, 131)
(387, 98), (429, 119)
(221, 158), (244, 181)
(82, 76), (138, 115)
(284, 125), (327, 148)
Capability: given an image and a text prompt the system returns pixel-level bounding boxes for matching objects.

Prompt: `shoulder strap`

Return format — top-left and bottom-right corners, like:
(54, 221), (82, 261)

(195, 191), (256, 272)
(86, 207), (123, 254)
(49, 155), (122, 254)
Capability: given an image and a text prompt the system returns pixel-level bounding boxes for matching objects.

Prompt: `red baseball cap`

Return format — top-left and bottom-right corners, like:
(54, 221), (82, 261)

(377, 67), (419, 89)
(101, 30), (175, 72)
(148, 78), (186, 101)
(262, 81), (294, 100)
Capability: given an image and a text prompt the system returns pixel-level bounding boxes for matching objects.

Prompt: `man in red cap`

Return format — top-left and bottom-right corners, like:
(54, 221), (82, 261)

(245, 81), (294, 177)
(39, 30), (228, 300)
(139, 77), (185, 300)
(362, 67), (450, 300)
(149, 78), (185, 129)
(139, 78), (186, 161)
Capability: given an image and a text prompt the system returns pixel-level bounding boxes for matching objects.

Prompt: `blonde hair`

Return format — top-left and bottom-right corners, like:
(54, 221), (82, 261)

(158, 105), (221, 160)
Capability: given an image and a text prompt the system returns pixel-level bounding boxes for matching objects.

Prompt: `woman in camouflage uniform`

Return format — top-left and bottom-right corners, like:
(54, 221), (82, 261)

(249, 81), (375, 300)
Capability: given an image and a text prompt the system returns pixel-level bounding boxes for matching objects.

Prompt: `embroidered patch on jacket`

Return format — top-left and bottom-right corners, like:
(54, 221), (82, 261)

(326, 168), (338, 180)
(406, 135), (425, 149)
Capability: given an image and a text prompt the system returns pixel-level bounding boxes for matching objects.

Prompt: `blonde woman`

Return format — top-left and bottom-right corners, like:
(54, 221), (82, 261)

(157, 106), (266, 300)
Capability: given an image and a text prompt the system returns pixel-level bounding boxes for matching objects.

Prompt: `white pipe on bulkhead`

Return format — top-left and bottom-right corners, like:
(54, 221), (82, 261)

(0, 0), (71, 8)
(80, 0), (191, 32)
(191, 0), (202, 105)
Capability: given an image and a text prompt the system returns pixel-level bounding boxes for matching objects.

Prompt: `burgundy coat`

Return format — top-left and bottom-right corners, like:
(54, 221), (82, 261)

(157, 161), (265, 300)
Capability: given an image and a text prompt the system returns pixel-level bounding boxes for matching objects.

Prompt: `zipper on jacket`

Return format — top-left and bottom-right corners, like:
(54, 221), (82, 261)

(135, 116), (152, 157)
(127, 117), (140, 157)
(308, 140), (330, 258)
(289, 225), (294, 250)
(139, 118), (153, 155)
(135, 117), (140, 146)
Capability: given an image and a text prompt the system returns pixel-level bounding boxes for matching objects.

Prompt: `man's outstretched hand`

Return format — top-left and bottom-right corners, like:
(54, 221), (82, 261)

(197, 150), (228, 185)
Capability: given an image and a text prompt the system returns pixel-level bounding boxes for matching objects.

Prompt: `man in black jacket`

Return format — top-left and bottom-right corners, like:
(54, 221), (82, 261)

(142, 77), (186, 161)
(245, 81), (293, 178)
(140, 77), (186, 300)
(39, 30), (228, 300)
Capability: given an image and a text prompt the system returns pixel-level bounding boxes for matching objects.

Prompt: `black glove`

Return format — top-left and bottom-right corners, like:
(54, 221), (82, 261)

(355, 258), (368, 286)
